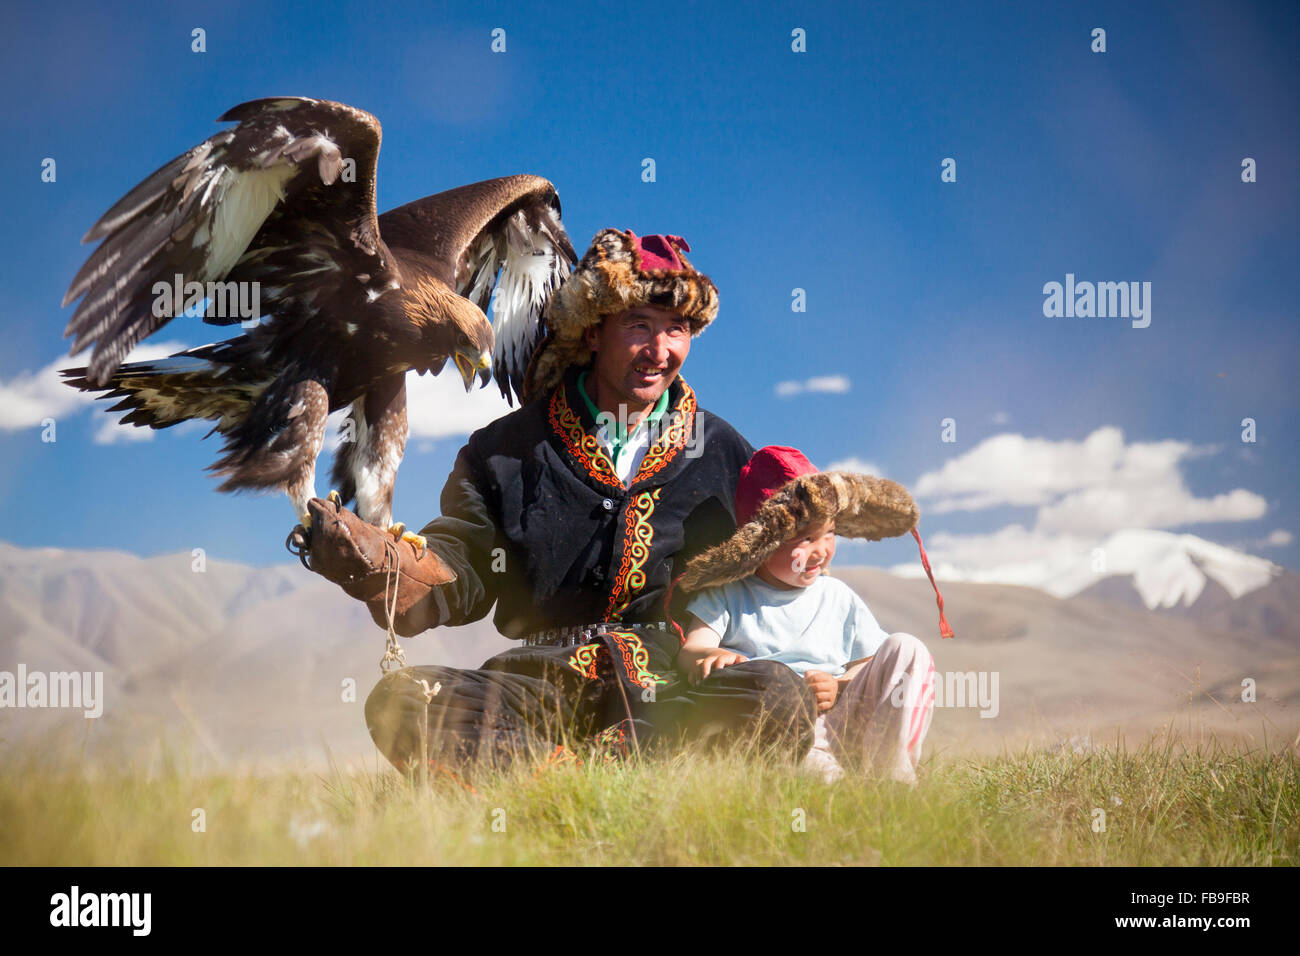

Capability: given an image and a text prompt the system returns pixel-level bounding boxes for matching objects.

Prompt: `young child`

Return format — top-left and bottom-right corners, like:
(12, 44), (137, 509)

(673, 446), (952, 784)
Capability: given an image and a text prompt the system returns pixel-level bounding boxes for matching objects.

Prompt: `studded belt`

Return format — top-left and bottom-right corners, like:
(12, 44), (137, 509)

(521, 621), (670, 648)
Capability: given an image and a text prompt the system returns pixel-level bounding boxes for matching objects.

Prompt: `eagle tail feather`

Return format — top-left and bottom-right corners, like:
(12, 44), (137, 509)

(61, 344), (270, 434)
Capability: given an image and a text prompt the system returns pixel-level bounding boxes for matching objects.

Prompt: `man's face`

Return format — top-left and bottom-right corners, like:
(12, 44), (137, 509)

(584, 305), (692, 411)
(759, 520), (837, 589)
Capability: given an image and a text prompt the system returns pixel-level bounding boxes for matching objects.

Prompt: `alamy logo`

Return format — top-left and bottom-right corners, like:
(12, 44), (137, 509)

(49, 886), (151, 936)
(892, 669), (999, 718)
(151, 273), (262, 322)
(0, 665), (103, 717)
(594, 403), (706, 459)
(1042, 273), (1151, 328)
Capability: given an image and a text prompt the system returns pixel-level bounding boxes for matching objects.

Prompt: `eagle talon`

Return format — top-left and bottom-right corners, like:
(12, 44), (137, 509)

(404, 532), (428, 557)
(388, 522), (427, 557)
(327, 489), (343, 506)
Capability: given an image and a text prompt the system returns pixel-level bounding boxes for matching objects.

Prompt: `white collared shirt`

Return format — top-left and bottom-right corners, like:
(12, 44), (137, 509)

(594, 420), (655, 483)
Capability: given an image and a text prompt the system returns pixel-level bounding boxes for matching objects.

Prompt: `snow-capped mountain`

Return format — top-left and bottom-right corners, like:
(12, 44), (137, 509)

(892, 528), (1283, 611)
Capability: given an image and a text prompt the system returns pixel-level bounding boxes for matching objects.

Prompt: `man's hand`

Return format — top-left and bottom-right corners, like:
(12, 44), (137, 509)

(286, 496), (456, 625)
(805, 670), (839, 712)
(678, 648), (749, 684)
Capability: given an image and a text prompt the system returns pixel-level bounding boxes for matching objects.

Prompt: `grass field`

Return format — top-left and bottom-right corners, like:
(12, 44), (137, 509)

(2, 730), (1296, 866)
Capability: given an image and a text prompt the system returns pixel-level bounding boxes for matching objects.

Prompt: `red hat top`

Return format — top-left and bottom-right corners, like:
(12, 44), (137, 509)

(735, 446), (819, 526)
(629, 231), (692, 273)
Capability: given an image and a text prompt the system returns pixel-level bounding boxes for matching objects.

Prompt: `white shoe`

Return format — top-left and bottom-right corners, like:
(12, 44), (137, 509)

(889, 765), (918, 787)
(800, 746), (844, 783)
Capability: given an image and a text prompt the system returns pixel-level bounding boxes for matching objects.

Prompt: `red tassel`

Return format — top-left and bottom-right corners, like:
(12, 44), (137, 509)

(664, 571), (689, 645)
(911, 527), (955, 639)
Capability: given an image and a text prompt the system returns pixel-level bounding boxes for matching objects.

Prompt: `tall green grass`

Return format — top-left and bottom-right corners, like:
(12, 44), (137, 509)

(1, 732), (1294, 865)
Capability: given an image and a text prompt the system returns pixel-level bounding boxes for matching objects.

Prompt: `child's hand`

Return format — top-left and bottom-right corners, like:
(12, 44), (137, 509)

(685, 649), (749, 684)
(805, 670), (839, 712)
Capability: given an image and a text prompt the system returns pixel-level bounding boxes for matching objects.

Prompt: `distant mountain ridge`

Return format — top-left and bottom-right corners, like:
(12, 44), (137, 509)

(892, 528), (1285, 613)
(0, 540), (514, 768)
(2, 539), (1296, 768)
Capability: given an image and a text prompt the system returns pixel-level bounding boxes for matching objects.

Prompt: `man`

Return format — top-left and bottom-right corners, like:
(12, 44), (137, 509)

(298, 229), (816, 772)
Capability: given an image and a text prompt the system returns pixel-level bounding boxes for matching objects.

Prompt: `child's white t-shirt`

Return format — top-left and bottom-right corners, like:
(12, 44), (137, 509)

(684, 573), (889, 677)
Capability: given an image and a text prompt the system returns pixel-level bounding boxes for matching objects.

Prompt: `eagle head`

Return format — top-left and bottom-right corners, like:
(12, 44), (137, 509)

(450, 303), (494, 393)
(405, 277), (494, 391)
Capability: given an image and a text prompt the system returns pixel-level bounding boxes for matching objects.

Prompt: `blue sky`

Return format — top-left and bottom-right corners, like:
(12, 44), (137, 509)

(1, 0), (1295, 580)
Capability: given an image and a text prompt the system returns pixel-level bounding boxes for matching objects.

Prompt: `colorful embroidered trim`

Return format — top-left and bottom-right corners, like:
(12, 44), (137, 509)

(592, 722), (632, 763)
(548, 386), (621, 488)
(547, 378), (698, 492)
(536, 744), (583, 773)
(567, 642), (602, 680)
(604, 488), (660, 620)
(606, 629), (667, 687)
(594, 724), (628, 748)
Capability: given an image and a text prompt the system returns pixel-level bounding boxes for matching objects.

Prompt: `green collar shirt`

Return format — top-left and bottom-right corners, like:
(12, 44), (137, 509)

(577, 370), (672, 482)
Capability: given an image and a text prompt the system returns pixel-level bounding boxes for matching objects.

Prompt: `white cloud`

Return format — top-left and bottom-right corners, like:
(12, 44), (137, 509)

(892, 526), (1279, 605)
(774, 375), (851, 397)
(0, 342), (190, 432)
(825, 456), (885, 477)
(94, 416), (158, 444)
(890, 427), (1274, 597)
(914, 426), (1265, 534)
(917, 427), (1125, 510)
(991, 411), (1010, 425)
(0, 355), (96, 429)
(1036, 485), (1265, 535)
(892, 524), (1097, 590)
(1228, 528), (1295, 554)
(405, 369), (514, 439)
(325, 368), (514, 450)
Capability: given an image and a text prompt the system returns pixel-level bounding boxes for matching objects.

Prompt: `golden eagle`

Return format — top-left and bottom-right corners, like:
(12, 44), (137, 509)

(60, 97), (575, 545)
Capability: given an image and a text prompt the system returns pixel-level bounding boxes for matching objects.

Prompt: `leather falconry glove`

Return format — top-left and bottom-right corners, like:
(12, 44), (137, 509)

(285, 496), (457, 629)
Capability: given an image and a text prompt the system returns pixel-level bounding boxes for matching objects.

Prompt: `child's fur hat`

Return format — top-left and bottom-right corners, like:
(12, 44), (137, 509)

(678, 446), (920, 593)
(522, 229), (718, 400)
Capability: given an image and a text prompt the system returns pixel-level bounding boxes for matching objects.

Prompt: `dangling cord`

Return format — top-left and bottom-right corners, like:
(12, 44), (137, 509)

(610, 661), (641, 757)
(378, 536), (410, 673)
(911, 527), (954, 639)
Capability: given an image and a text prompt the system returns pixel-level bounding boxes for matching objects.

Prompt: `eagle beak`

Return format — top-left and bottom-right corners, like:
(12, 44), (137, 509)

(455, 349), (493, 392)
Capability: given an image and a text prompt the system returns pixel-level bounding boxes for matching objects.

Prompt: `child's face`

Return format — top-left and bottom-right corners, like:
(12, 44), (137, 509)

(758, 519), (836, 589)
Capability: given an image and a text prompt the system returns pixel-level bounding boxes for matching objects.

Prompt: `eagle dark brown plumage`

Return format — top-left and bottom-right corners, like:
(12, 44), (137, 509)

(60, 97), (576, 533)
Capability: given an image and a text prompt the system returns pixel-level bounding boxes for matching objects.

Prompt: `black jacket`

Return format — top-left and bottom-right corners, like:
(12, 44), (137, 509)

(417, 364), (755, 638)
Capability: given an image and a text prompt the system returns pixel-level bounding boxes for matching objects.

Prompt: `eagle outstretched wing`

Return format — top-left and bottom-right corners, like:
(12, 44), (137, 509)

(378, 176), (577, 405)
(62, 96), (393, 387)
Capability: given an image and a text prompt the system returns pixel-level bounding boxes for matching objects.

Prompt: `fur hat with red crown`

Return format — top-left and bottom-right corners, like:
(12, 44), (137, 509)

(522, 229), (719, 400)
(671, 446), (954, 640)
